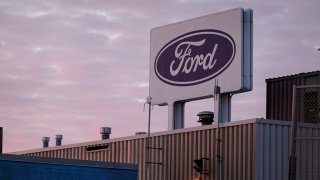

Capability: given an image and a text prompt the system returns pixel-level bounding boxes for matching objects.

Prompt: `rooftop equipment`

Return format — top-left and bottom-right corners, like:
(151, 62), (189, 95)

(42, 137), (50, 148)
(197, 111), (214, 125)
(100, 127), (111, 140)
(55, 134), (63, 146)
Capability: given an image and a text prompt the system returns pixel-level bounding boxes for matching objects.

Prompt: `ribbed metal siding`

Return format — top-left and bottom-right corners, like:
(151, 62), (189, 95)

(23, 123), (257, 180)
(21, 119), (320, 180)
(256, 121), (291, 180)
(266, 72), (320, 121)
(212, 124), (255, 180)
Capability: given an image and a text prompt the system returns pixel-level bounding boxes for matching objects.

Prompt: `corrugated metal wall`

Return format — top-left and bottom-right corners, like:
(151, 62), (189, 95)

(266, 71), (320, 121)
(15, 119), (320, 180)
(19, 120), (257, 180)
(256, 121), (291, 180)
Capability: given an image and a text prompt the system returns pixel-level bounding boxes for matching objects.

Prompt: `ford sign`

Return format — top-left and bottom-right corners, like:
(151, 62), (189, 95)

(154, 30), (236, 86)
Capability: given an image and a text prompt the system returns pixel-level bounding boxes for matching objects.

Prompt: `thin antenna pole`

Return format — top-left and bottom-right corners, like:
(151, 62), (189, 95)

(214, 79), (222, 180)
(145, 96), (152, 179)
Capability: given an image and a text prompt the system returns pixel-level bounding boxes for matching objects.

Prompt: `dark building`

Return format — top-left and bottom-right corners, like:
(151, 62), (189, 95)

(0, 154), (138, 180)
(0, 127), (2, 154)
(266, 71), (320, 121)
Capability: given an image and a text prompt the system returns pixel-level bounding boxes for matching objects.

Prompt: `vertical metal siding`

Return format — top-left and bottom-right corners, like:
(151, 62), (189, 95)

(256, 122), (291, 180)
(21, 123), (256, 180)
(17, 120), (309, 180)
(266, 71), (320, 121)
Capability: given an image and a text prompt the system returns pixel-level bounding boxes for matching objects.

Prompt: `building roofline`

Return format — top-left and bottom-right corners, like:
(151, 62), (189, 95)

(265, 71), (320, 83)
(0, 154), (137, 170)
(10, 118), (291, 155)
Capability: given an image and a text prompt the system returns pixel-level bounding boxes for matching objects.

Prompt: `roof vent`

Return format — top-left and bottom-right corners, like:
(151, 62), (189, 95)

(55, 134), (63, 146)
(100, 127), (111, 140)
(42, 137), (50, 148)
(197, 111), (214, 126)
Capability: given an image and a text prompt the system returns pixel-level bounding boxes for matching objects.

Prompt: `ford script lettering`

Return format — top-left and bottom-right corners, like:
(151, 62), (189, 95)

(154, 30), (236, 86)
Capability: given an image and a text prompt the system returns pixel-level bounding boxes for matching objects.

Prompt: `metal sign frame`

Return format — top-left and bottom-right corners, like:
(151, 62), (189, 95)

(148, 8), (253, 130)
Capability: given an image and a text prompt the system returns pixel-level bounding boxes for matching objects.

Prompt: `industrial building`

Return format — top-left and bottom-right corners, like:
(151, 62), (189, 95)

(11, 119), (290, 180)
(7, 71), (319, 180)
(266, 71), (320, 122)
(266, 71), (320, 180)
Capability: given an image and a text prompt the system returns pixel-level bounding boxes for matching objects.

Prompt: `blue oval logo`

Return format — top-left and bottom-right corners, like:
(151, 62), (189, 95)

(154, 30), (236, 86)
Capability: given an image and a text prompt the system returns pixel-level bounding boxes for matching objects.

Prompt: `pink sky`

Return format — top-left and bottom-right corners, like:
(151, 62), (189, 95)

(1, 0), (319, 152)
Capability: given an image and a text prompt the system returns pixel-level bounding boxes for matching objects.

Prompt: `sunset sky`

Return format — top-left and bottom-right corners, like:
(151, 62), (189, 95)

(1, 0), (319, 152)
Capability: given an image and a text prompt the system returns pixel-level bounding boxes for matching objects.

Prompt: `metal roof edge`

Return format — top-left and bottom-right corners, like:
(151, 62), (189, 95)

(256, 118), (291, 126)
(11, 118), (292, 155)
(0, 154), (138, 170)
(265, 71), (320, 83)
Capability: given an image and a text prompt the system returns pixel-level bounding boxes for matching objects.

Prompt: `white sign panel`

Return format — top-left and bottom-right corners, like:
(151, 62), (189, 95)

(149, 8), (252, 105)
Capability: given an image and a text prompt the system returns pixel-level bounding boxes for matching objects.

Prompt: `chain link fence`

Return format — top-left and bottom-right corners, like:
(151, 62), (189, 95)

(289, 85), (320, 180)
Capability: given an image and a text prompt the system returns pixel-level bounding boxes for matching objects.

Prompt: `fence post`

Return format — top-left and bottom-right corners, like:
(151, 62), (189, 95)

(288, 85), (297, 180)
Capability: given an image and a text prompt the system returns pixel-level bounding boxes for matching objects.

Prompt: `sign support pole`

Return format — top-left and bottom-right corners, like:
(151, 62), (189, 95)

(168, 101), (185, 130)
(214, 87), (231, 123)
(219, 93), (232, 123)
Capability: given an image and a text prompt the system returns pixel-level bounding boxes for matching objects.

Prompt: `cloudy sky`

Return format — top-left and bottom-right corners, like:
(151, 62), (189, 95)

(1, 0), (319, 152)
